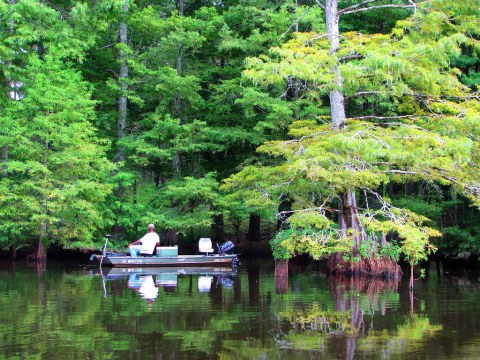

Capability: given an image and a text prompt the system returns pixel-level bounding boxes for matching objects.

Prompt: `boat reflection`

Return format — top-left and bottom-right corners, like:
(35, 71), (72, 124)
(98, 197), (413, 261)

(95, 266), (238, 300)
(127, 274), (158, 302)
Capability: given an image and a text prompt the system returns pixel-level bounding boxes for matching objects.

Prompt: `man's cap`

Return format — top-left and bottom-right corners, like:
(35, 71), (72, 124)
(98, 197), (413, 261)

(148, 223), (155, 229)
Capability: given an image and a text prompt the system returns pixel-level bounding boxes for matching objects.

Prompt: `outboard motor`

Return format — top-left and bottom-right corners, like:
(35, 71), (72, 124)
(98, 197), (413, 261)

(218, 240), (235, 255)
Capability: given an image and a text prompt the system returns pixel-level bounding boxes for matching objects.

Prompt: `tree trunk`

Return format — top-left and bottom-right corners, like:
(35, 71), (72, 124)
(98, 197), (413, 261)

(409, 263), (414, 289)
(246, 214), (261, 242)
(325, 0), (347, 130)
(113, 0), (129, 234)
(324, 1), (400, 278)
(274, 259), (288, 277)
(177, 0), (185, 16)
(172, 1), (185, 176)
(36, 134), (49, 263)
(36, 221), (47, 263)
(132, 179), (137, 205)
(275, 271), (288, 294)
(1, 145), (7, 177)
(162, 229), (178, 247)
(211, 214), (225, 243)
(117, 0), (129, 163)
(277, 197), (292, 230)
(173, 45), (184, 116)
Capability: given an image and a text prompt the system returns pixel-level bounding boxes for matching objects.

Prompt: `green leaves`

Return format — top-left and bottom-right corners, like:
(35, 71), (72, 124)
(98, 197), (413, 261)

(0, 1), (115, 251)
(224, 0), (480, 265)
(148, 173), (226, 234)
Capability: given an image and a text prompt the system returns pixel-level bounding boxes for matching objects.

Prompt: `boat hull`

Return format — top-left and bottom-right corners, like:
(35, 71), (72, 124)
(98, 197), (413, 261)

(94, 254), (238, 267)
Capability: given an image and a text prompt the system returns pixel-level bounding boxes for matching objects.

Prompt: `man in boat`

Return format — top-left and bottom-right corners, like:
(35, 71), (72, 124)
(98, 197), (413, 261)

(128, 224), (160, 257)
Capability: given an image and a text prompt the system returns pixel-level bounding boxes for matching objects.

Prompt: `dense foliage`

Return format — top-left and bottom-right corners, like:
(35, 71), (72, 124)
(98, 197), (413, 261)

(0, 0), (479, 266)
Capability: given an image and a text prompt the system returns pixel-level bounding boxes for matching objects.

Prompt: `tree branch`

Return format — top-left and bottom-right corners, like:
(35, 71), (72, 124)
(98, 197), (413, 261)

(339, 53), (363, 62)
(341, 4), (416, 16)
(279, 6), (312, 40)
(383, 170), (418, 175)
(352, 115), (419, 120)
(314, 0), (325, 11)
(339, 0), (378, 15)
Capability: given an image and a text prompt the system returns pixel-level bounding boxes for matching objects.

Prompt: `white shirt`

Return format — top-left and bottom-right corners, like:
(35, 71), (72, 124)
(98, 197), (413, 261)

(138, 232), (160, 254)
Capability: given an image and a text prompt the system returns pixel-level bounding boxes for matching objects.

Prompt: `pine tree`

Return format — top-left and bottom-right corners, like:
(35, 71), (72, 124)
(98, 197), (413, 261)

(0, 0), (114, 259)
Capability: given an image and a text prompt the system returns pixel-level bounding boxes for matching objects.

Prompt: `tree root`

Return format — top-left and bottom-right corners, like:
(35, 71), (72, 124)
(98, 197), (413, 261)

(328, 254), (402, 279)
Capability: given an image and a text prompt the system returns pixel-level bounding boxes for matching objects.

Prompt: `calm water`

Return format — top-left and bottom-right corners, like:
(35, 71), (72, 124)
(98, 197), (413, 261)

(1, 259), (480, 359)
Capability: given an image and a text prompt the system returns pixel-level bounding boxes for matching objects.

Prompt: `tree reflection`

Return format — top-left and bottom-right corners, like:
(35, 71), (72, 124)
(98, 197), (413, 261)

(272, 276), (442, 359)
(0, 263), (452, 359)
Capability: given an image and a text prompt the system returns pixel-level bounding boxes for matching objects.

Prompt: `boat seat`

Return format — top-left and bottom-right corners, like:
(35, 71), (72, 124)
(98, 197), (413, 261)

(199, 238), (214, 255)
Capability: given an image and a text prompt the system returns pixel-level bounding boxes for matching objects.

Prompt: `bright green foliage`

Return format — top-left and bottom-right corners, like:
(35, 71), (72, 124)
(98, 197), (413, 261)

(270, 227), (352, 261)
(0, 0), (115, 251)
(225, 0), (480, 264)
(0, 58), (115, 249)
(148, 173), (226, 235)
(0, 0), (479, 259)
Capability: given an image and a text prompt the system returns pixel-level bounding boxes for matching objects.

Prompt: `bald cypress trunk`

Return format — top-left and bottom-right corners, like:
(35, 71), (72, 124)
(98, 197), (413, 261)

(324, 1), (399, 277)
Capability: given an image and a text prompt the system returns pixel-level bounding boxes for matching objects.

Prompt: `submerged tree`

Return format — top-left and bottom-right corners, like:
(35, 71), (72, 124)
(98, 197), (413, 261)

(223, 0), (480, 280)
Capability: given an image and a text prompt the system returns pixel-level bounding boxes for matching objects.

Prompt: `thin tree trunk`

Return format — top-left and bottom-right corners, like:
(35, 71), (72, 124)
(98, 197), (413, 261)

(163, 229), (178, 247)
(133, 179), (137, 205)
(36, 224), (47, 262)
(113, 0), (129, 236)
(2, 146), (7, 177)
(172, 0), (185, 176)
(325, 0), (347, 130)
(117, 0), (129, 163)
(410, 263), (414, 289)
(295, 0), (300, 32)
(36, 135), (49, 263)
(173, 45), (184, 116)
(172, 153), (181, 176)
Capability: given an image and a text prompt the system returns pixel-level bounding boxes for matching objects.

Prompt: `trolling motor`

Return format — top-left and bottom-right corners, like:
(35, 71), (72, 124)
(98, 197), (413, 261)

(102, 234), (112, 256)
(89, 234), (111, 261)
(89, 234), (125, 261)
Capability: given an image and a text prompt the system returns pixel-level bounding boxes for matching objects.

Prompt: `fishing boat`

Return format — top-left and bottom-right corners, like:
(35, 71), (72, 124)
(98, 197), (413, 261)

(90, 235), (239, 268)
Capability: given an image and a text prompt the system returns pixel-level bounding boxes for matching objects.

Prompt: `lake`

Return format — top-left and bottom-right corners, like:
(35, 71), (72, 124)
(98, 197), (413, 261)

(1, 258), (479, 359)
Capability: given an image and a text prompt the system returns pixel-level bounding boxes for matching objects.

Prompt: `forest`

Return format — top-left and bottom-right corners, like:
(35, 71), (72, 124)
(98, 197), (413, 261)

(0, 0), (479, 276)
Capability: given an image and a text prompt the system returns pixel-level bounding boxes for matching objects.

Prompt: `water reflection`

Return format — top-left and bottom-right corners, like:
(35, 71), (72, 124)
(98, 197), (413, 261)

(128, 274), (159, 302)
(97, 266), (238, 300)
(272, 274), (445, 359)
(1, 260), (480, 359)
